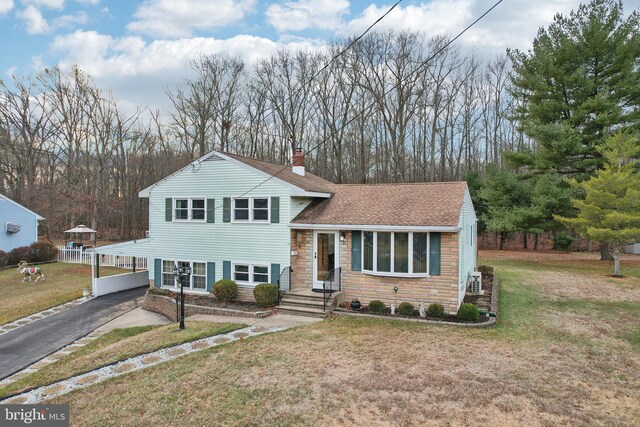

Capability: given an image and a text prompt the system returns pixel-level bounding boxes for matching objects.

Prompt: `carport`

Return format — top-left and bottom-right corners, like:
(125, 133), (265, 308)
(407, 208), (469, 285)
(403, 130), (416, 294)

(92, 239), (153, 297)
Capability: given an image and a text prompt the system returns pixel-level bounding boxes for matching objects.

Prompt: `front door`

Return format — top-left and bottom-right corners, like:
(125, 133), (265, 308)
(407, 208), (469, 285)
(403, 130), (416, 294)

(313, 231), (339, 289)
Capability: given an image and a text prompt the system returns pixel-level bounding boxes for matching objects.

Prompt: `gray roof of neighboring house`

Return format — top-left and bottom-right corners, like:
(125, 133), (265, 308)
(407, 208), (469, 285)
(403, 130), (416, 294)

(0, 193), (45, 220)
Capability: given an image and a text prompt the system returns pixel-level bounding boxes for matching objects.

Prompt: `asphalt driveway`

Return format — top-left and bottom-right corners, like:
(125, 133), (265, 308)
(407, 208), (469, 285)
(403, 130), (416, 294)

(0, 286), (147, 380)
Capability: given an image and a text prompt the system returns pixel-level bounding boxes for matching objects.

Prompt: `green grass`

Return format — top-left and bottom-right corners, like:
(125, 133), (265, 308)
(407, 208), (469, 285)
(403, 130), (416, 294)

(0, 262), (125, 325)
(0, 321), (245, 398)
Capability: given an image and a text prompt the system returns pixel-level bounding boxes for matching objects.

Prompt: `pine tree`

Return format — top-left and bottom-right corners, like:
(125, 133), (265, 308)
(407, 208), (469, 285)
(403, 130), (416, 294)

(507, 0), (640, 177)
(556, 132), (640, 276)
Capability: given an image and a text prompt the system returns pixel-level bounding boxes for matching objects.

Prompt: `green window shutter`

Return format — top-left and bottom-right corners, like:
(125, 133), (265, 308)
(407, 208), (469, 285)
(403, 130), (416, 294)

(165, 198), (172, 222)
(429, 232), (441, 276)
(351, 230), (362, 271)
(206, 199), (215, 223)
(223, 261), (231, 280)
(271, 197), (280, 223)
(223, 198), (231, 223)
(154, 258), (162, 287)
(271, 263), (280, 285)
(206, 262), (215, 292)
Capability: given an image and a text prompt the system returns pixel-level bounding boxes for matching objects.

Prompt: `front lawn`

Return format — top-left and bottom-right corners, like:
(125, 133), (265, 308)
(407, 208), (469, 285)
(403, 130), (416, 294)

(0, 321), (244, 398)
(54, 251), (640, 425)
(0, 262), (125, 325)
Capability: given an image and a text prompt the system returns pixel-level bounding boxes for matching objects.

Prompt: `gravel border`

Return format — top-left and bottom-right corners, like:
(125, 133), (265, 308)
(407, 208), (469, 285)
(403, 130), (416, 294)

(0, 296), (93, 337)
(0, 325), (287, 405)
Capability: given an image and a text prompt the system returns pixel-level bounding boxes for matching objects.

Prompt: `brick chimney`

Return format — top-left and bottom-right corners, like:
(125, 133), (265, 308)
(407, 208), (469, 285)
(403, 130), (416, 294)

(292, 147), (305, 176)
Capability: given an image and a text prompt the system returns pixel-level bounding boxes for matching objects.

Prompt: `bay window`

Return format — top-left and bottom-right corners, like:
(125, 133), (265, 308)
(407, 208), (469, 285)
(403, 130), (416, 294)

(362, 231), (434, 276)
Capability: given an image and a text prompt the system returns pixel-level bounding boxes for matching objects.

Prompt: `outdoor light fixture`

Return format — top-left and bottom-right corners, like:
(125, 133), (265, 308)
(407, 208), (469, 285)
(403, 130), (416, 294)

(173, 264), (192, 330)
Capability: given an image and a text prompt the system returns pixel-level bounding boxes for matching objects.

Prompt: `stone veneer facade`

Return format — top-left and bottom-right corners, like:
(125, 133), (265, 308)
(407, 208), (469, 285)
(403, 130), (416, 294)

(290, 229), (461, 314)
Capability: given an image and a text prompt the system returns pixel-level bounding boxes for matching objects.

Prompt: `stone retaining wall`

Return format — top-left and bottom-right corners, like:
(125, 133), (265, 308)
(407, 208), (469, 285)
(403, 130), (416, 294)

(142, 293), (271, 322)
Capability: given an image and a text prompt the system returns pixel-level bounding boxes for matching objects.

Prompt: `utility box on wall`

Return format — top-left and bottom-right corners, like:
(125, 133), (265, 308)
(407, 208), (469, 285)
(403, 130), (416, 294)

(5, 222), (21, 234)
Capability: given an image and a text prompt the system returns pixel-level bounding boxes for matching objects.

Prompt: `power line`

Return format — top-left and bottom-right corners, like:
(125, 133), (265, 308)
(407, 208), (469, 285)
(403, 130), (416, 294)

(201, 0), (505, 210)
(147, 0), (405, 216)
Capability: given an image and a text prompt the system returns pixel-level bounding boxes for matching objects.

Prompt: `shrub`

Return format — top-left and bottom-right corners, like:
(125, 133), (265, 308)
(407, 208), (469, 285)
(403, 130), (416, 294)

(457, 303), (480, 322)
(367, 300), (385, 314)
(0, 250), (7, 268)
(398, 302), (415, 316)
(30, 241), (57, 262)
(212, 279), (238, 302)
(8, 246), (32, 265)
(553, 234), (575, 252)
(477, 265), (494, 275)
(426, 303), (445, 318)
(253, 283), (279, 307)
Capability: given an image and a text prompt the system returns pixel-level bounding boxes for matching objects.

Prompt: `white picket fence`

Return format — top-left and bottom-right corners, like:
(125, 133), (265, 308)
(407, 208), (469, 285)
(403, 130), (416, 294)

(57, 247), (148, 270)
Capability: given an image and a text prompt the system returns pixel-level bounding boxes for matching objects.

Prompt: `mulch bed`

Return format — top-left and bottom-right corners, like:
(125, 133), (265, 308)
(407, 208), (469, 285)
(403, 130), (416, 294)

(148, 288), (265, 312)
(341, 307), (489, 323)
(463, 272), (493, 312)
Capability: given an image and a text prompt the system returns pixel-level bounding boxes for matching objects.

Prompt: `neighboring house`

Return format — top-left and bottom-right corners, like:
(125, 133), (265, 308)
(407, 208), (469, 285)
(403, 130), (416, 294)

(0, 193), (45, 252)
(95, 150), (477, 314)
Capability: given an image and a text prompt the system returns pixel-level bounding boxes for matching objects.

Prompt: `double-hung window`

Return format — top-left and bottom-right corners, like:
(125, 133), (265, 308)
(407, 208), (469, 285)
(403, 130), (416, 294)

(233, 197), (270, 222)
(161, 260), (207, 291)
(233, 263), (270, 285)
(174, 198), (206, 222)
(363, 231), (431, 276)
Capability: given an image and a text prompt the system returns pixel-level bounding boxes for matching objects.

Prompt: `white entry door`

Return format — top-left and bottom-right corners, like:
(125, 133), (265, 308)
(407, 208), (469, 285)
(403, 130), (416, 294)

(312, 231), (339, 289)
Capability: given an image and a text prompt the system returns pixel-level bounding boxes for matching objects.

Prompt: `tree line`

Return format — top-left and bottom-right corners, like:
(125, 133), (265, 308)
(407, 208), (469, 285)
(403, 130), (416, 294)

(0, 0), (638, 258)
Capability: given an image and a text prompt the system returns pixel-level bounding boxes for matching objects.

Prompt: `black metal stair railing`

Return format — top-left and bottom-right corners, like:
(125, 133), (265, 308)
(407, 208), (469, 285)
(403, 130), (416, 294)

(276, 266), (291, 306)
(322, 267), (341, 311)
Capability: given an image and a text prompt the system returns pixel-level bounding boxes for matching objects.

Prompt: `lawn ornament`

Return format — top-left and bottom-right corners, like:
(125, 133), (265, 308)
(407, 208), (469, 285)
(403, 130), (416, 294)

(17, 261), (45, 282)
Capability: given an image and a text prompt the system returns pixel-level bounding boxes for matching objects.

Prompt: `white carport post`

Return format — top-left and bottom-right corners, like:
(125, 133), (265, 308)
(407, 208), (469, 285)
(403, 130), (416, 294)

(91, 251), (96, 296)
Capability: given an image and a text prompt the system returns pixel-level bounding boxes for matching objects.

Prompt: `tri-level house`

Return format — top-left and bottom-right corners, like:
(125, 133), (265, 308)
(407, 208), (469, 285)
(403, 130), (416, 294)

(95, 149), (477, 315)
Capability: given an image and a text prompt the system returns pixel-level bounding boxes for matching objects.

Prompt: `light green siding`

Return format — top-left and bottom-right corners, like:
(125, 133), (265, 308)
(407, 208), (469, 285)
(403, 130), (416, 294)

(457, 187), (477, 307)
(290, 197), (315, 220)
(144, 157), (293, 290)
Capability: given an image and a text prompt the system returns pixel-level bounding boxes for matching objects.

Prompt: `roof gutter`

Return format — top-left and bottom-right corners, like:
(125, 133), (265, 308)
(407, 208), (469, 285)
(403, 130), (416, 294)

(288, 223), (461, 232)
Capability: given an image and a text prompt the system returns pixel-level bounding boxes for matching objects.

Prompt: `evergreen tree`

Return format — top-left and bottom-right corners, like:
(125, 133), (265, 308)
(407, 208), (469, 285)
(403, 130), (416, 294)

(556, 132), (640, 276)
(507, 0), (640, 177)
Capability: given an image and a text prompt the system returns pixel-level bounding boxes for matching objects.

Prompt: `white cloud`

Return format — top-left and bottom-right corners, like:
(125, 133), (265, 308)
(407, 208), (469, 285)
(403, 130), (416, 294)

(0, 0), (14, 15)
(52, 11), (87, 29)
(75, 0), (99, 4)
(17, 5), (49, 34)
(22, 0), (64, 10)
(342, 0), (473, 39)
(127, 0), (256, 38)
(266, 0), (349, 32)
(49, 30), (323, 114)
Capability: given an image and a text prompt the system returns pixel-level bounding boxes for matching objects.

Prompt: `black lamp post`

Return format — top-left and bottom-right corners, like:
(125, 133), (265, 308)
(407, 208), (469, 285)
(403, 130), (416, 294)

(173, 264), (192, 330)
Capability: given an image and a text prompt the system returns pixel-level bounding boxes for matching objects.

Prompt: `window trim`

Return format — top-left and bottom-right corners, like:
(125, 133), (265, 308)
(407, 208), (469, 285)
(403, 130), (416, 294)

(361, 231), (431, 278)
(172, 197), (207, 223)
(231, 196), (271, 223)
(161, 259), (209, 293)
(231, 262), (271, 286)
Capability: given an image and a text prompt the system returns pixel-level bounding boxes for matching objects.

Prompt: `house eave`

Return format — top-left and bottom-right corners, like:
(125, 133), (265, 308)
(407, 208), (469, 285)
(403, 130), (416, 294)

(288, 223), (461, 232)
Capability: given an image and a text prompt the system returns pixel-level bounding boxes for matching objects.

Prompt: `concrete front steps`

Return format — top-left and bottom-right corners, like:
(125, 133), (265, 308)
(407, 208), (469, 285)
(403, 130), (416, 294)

(276, 288), (345, 318)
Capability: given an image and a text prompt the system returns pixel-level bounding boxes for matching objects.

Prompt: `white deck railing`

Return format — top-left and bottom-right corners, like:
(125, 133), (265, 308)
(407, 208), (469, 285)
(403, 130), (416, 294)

(57, 247), (148, 270)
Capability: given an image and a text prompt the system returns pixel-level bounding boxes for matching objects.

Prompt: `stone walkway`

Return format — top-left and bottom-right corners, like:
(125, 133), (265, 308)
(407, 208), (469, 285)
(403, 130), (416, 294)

(0, 325), (286, 404)
(0, 329), (106, 388)
(0, 314), (320, 405)
(0, 307), (171, 387)
(0, 296), (93, 337)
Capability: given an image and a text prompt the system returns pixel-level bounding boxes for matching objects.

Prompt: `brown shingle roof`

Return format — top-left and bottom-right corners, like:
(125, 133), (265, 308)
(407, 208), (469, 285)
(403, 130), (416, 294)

(291, 182), (468, 227)
(224, 153), (334, 194)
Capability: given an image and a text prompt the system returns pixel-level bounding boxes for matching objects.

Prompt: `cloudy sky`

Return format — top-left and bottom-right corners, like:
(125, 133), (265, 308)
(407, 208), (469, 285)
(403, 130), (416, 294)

(1, 0), (638, 112)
